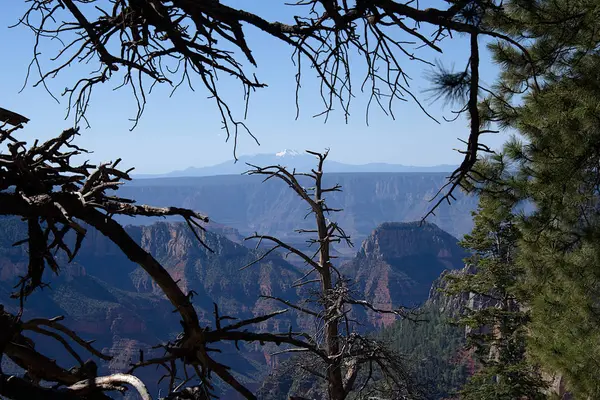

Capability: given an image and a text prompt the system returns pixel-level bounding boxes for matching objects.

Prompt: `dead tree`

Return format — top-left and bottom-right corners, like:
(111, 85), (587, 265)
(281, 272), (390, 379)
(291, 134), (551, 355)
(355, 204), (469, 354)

(14, 0), (546, 210)
(0, 109), (322, 400)
(244, 150), (417, 400)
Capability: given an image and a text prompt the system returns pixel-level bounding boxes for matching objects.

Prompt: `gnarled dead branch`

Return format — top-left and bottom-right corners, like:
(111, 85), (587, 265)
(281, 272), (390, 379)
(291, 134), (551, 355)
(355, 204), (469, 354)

(243, 150), (420, 400)
(17, 0), (525, 184)
(0, 110), (335, 400)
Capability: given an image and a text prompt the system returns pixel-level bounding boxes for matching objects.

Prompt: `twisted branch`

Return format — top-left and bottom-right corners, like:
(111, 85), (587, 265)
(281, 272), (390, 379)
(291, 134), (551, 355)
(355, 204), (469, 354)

(0, 111), (337, 399)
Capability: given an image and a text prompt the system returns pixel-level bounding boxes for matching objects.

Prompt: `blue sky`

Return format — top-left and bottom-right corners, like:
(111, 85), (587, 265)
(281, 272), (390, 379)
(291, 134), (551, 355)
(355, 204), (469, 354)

(1, 1), (507, 174)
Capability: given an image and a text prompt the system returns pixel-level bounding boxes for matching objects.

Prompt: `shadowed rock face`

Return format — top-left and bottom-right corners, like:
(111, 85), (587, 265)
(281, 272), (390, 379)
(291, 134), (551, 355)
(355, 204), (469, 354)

(343, 221), (468, 328)
(0, 217), (302, 397)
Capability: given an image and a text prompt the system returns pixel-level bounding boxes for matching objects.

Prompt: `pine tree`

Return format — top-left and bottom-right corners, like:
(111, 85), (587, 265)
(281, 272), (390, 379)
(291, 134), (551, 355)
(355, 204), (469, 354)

(441, 1), (600, 396)
(499, 53), (600, 397)
(445, 157), (547, 400)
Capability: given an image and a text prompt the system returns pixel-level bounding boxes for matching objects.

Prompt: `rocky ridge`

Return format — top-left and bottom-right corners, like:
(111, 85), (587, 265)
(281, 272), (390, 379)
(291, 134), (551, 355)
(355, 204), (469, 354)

(0, 218), (302, 397)
(343, 221), (468, 327)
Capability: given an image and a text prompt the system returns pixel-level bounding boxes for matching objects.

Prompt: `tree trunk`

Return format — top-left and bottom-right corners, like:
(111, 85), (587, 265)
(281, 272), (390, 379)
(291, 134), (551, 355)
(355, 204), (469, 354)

(316, 193), (346, 400)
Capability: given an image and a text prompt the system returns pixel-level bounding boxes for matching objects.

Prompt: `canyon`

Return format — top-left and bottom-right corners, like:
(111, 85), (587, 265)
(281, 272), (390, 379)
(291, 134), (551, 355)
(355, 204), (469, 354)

(0, 172), (476, 398)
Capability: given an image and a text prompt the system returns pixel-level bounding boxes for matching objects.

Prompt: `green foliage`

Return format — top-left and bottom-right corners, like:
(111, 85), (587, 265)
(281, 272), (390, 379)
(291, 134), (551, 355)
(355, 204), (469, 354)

(380, 304), (470, 399)
(444, 158), (547, 400)
(454, 1), (600, 397)
(501, 53), (600, 397)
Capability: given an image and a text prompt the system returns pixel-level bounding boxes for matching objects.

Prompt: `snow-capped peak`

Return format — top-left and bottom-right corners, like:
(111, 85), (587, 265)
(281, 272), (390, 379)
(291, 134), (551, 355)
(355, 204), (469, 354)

(275, 149), (300, 157)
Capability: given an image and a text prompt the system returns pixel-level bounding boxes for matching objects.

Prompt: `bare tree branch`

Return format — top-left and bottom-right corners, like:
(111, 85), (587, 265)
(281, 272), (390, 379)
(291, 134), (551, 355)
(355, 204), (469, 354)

(0, 111), (350, 399)
(244, 150), (416, 399)
(16, 0), (527, 168)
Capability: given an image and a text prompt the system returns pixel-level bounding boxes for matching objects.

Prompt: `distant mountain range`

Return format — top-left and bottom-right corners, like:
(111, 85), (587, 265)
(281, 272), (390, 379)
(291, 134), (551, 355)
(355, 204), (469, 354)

(133, 149), (459, 178)
(118, 172), (478, 247)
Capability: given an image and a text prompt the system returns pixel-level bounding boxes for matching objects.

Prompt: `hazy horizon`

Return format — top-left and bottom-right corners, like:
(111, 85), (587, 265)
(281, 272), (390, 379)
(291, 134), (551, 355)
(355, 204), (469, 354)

(133, 149), (459, 176)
